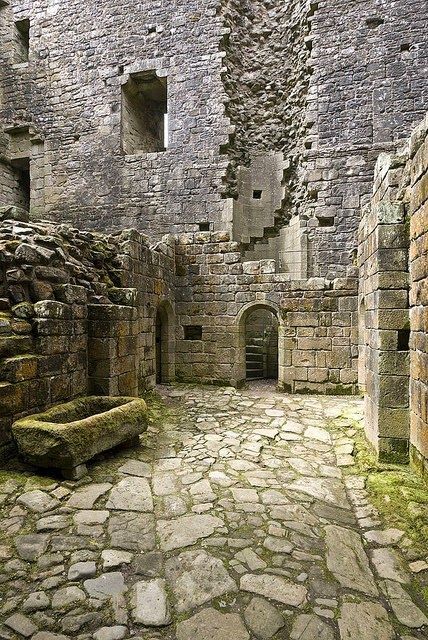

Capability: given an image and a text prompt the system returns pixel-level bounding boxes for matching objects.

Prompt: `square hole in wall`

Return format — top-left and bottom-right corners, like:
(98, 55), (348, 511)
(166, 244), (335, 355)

(184, 325), (202, 340)
(121, 70), (167, 154)
(397, 329), (410, 351)
(252, 190), (263, 200)
(318, 216), (335, 227)
(15, 19), (30, 63)
(366, 16), (384, 28)
(198, 222), (210, 231)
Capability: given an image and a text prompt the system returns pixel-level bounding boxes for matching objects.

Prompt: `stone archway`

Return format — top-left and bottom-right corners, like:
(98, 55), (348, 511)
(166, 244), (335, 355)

(234, 301), (284, 389)
(155, 301), (175, 383)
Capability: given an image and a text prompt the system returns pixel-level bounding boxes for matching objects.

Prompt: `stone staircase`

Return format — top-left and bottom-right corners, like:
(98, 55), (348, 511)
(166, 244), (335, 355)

(245, 337), (265, 380)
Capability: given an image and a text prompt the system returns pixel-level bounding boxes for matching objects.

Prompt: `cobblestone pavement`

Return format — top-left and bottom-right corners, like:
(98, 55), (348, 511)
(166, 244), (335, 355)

(0, 383), (427, 640)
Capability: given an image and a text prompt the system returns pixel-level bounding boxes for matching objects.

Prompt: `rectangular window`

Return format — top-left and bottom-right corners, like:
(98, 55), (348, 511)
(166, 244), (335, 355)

(184, 326), (202, 340)
(15, 19), (29, 63)
(121, 70), (167, 154)
(397, 329), (410, 351)
(318, 216), (335, 227)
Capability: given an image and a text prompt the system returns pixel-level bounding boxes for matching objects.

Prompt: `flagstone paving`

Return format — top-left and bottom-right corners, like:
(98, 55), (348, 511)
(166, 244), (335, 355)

(0, 383), (427, 639)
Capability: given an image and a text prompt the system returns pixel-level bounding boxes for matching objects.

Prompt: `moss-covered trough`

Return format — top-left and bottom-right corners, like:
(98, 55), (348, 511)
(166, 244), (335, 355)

(12, 396), (147, 478)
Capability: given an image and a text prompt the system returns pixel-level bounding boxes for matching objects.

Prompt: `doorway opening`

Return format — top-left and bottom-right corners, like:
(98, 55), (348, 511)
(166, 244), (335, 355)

(245, 307), (279, 381)
(155, 302), (175, 384)
(10, 156), (30, 211)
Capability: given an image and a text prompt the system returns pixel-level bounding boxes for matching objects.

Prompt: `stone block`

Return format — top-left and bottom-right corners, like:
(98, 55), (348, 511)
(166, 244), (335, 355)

(13, 396), (147, 477)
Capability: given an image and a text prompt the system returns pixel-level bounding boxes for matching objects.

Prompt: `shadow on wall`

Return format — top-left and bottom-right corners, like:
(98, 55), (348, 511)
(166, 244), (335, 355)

(155, 301), (175, 384)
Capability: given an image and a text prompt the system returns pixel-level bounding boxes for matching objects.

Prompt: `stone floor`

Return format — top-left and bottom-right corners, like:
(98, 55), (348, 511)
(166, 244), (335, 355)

(0, 383), (427, 640)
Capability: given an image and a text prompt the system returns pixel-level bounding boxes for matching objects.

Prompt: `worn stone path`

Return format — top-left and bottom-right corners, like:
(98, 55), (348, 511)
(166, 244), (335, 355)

(0, 383), (427, 640)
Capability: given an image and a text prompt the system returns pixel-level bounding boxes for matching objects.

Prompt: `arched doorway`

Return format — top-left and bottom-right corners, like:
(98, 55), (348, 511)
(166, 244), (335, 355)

(245, 308), (278, 380)
(235, 302), (283, 387)
(155, 302), (175, 384)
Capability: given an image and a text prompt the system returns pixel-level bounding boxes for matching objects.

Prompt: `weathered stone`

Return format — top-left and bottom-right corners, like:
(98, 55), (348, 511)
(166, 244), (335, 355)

(108, 512), (155, 551)
(4, 613), (38, 637)
(32, 634), (69, 640)
(244, 597), (285, 639)
(157, 514), (223, 551)
(325, 525), (378, 595)
(106, 477), (153, 512)
(338, 602), (394, 640)
(363, 528), (405, 545)
(290, 614), (334, 640)
(36, 515), (69, 531)
(232, 488), (259, 502)
(13, 397), (148, 473)
(132, 579), (171, 626)
(93, 627), (128, 640)
(235, 547), (267, 570)
(165, 549), (236, 611)
(73, 509), (109, 525)
(263, 536), (293, 553)
(67, 484), (112, 509)
(240, 573), (307, 606)
(118, 460), (151, 477)
(289, 477), (349, 508)
(101, 549), (133, 570)
(51, 586), (86, 611)
(176, 608), (249, 640)
(15, 534), (49, 561)
(370, 548), (411, 583)
(381, 580), (428, 628)
(134, 551), (163, 577)
(22, 591), (50, 612)
(17, 490), (60, 513)
(83, 572), (127, 600)
(68, 561), (97, 580)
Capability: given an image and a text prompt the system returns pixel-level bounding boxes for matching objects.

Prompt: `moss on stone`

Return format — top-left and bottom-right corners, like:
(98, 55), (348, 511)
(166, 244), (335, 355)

(12, 396), (148, 471)
(342, 418), (428, 556)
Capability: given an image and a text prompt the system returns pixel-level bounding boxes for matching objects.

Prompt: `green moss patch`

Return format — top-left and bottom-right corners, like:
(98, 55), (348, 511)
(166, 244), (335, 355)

(335, 417), (428, 556)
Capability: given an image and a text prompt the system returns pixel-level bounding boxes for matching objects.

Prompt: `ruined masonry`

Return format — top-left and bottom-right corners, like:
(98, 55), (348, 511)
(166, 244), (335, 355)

(0, 0), (427, 638)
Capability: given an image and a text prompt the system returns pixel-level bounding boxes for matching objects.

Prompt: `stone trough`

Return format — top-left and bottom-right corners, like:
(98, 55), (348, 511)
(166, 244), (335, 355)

(12, 396), (147, 479)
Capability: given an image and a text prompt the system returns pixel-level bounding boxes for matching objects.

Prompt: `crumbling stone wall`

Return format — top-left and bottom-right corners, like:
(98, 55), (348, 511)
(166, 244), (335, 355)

(0, 210), (175, 457)
(1, 0), (425, 272)
(219, 0), (311, 224)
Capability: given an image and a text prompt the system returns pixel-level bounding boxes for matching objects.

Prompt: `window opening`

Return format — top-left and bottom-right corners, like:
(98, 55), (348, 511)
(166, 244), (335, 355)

(121, 70), (167, 154)
(397, 329), (410, 351)
(184, 326), (202, 340)
(15, 19), (29, 63)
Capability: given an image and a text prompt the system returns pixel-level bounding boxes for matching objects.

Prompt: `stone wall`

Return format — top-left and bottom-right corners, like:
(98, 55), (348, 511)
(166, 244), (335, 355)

(305, 0), (428, 278)
(358, 113), (428, 474)
(1, 0), (426, 282)
(174, 233), (358, 393)
(408, 116), (428, 478)
(0, 0), (231, 234)
(358, 156), (410, 462)
(0, 212), (175, 457)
